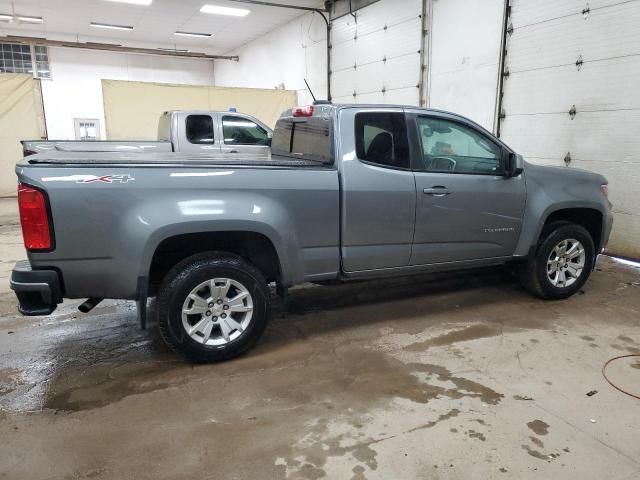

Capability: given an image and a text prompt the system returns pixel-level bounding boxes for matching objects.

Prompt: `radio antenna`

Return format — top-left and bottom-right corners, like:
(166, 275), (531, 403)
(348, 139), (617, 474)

(304, 78), (317, 103)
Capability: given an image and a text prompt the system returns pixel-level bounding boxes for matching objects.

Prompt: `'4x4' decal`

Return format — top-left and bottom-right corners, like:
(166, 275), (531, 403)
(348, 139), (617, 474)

(77, 174), (134, 184)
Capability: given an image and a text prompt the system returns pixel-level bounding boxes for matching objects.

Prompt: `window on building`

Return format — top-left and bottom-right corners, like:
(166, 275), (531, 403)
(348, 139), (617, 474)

(74, 119), (101, 140)
(0, 43), (50, 79)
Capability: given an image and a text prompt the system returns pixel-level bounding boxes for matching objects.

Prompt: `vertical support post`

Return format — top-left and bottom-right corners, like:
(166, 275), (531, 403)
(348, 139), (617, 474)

(494, 0), (511, 137)
(418, 0), (431, 107)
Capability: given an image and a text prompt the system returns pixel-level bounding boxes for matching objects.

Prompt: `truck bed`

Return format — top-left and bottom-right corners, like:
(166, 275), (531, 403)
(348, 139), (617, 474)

(22, 140), (172, 156)
(21, 151), (328, 169)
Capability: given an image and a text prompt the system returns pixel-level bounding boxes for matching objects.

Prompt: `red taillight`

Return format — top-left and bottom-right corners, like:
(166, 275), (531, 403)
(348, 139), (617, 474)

(293, 105), (314, 117)
(18, 184), (52, 250)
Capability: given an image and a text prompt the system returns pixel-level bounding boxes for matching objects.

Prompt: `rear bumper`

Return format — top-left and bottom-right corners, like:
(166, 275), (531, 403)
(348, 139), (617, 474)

(10, 260), (63, 316)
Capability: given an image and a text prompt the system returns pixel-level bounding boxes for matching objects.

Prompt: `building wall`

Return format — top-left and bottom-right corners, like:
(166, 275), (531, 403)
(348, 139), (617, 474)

(41, 47), (215, 140)
(213, 12), (327, 106)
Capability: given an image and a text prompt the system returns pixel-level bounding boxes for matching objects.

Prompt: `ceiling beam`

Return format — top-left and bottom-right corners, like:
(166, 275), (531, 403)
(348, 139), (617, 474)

(0, 35), (240, 61)
(226, 0), (328, 12)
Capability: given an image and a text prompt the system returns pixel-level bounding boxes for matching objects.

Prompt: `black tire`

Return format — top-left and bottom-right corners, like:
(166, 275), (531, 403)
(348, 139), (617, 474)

(157, 251), (270, 363)
(519, 222), (595, 300)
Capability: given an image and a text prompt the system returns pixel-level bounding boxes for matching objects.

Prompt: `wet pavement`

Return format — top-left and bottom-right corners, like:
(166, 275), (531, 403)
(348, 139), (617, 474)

(1, 199), (640, 479)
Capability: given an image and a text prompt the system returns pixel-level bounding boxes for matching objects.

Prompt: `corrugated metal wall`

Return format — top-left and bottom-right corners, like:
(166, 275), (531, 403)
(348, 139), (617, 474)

(499, 0), (640, 258)
(330, 0), (423, 105)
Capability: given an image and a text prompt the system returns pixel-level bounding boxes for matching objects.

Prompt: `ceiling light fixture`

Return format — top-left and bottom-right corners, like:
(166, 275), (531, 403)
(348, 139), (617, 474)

(103, 0), (153, 5)
(0, 14), (13, 22)
(174, 31), (212, 38)
(90, 22), (134, 30)
(200, 5), (250, 17)
(17, 15), (43, 24)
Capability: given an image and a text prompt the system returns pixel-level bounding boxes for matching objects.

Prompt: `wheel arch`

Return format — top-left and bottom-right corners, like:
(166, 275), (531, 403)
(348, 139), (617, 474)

(141, 222), (295, 296)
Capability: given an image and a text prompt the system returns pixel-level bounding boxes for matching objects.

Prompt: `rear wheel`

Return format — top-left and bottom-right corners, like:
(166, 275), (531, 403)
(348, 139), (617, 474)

(519, 223), (595, 299)
(157, 252), (269, 362)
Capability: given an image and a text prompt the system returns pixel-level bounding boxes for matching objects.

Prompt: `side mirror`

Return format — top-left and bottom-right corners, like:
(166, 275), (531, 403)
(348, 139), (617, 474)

(504, 151), (524, 177)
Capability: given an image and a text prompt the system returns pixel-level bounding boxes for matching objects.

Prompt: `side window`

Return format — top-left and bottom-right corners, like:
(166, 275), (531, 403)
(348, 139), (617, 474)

(417, 116), (502, 174)
(355, 112), (409, 169)
(222, 116), (269, 146)
(185, 115), (214, 144)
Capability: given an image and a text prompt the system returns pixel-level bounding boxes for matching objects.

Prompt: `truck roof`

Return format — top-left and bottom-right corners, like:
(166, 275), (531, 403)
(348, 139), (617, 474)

(280, 103), (485, 125)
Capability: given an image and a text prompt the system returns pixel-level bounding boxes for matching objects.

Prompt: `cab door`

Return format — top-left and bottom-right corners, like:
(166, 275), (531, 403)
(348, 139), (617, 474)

(219, 114), (271, 156)
(339, 108), (417, 272)
(408, 112), (526, 265)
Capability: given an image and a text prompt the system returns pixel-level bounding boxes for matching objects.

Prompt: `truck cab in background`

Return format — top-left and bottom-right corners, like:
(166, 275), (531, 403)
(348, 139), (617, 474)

(22, 110), (273, 156)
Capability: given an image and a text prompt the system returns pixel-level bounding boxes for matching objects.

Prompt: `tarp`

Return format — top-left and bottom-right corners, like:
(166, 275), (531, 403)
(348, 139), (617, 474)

(0, 73), (45, 197)
(102, 79), (297, 140)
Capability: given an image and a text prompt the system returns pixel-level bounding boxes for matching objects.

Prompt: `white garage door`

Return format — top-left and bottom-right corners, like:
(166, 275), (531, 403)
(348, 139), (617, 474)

(330, 0), (423, 105)
(499, 0), (640, 258)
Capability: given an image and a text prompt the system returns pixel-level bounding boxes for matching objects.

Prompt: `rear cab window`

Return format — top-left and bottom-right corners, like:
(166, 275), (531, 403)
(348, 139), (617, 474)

(271, 108), (333, 164)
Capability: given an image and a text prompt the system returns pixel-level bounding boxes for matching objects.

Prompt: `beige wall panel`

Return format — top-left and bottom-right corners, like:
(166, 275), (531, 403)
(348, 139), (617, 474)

(102, 79), (297, 140)
(0, 74), (45, 197)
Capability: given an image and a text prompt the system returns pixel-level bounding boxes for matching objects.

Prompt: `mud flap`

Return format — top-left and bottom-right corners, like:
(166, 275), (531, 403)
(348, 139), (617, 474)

(137, 276), (148, 330)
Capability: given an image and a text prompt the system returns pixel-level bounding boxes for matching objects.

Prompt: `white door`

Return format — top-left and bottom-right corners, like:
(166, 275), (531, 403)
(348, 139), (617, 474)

(330, 0), (423, 105)
(499, 0), (640, 258)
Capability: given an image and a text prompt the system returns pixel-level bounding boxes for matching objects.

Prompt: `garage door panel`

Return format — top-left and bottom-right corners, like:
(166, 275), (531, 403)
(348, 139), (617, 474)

(331, 15), (356, 46)
(429, 63), (502, 130)
(353, 0), (421, 36)
(377, 86), (419, 105)
(332, 39), (356, 72)
(355, 86), (417, 105)
(569, 160), (639, 216)
(355, 53), (419, 93)
(501, 110), (640, 165)
(507, 2), (640, 73)
(504, 56), (640, 113)
(330, 69), (356, 98)
(501, 0), (640, 257)
(330, 0), (421, 105)
(510, 0), (630, 28)
(354, 17), (422, 65)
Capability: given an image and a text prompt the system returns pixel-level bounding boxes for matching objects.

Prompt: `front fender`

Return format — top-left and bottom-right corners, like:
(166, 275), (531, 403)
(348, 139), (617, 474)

(513, 162), (610, 257)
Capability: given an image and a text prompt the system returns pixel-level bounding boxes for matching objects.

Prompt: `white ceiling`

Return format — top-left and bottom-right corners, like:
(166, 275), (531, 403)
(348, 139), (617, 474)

(0, 0), (325, 54)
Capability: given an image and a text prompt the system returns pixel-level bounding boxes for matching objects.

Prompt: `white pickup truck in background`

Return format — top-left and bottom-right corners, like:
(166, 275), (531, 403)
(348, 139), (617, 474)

(22, 110), (273, 156)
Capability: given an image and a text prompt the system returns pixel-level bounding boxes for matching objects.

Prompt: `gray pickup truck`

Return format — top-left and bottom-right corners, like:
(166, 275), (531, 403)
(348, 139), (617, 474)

(11, 103), (613, 362)
(22, 110), (273, 156)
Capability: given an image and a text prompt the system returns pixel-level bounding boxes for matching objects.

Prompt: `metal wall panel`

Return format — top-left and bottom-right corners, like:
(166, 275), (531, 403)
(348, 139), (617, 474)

(330, 0), (422, 105)
(500, 0), (640, 258)
(427, 0), (505, 130)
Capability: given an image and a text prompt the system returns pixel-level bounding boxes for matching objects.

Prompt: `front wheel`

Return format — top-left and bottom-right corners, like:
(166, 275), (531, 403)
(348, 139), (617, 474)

(157, 252), (270, 362)
(519, 223), (595, 299)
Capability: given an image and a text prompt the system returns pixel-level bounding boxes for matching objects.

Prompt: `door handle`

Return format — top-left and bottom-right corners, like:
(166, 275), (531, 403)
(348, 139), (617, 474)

(423, 186), (451, 196)
(229, 150), (239, 153)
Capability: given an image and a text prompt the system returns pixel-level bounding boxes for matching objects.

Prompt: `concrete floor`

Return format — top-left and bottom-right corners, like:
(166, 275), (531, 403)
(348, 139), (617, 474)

(0, 197), (639, 480)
